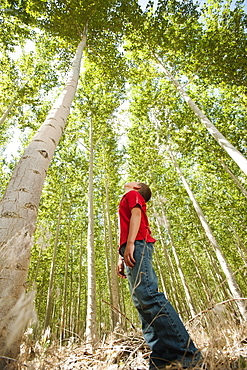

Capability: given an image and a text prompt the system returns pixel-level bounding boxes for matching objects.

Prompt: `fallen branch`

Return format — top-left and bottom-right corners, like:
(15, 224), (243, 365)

(102, 299), (136, 329)
(0, 355), (28, 367)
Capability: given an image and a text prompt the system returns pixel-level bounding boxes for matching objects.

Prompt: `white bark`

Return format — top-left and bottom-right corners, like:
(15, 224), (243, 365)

(44, 190), (64, 330)
(105, 180), (120, 327)
(0, 34), (86, 364)
(60, 204), (71, 341)
(0, 98), (16, 125)
(153, 251), (168, 297)
(168, 146), (247, 319)
(156, 58), (247, 176)
(85, 119), (97, 348)
(160, 209), (196, 317)
(76, 233), (83, 334)
(155, 219), (179, 306)
(220, 160), (247, 198)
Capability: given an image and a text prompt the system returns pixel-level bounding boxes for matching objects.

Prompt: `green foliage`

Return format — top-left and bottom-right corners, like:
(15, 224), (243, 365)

(0, 3), (32, 51)
(192, 0), (247, 87)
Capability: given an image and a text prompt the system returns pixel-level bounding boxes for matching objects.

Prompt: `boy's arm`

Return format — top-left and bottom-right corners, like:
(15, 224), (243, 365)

(124, 206), (141, 268)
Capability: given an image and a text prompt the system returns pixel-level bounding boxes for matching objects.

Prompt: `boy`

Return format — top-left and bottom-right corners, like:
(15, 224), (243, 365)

(117, 182), (201, 370)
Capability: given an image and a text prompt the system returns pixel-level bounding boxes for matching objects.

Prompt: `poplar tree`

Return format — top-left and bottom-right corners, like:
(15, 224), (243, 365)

(0, 33), (86, 366)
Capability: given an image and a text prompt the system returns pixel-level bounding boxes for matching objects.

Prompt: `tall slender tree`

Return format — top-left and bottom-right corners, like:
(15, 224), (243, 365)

(104, 177), (121, 328)
(44, 189), (65, 330)
(85, 118), (97, 347)
(168, 146), (247, 319)
(155, 58), (247, 176)
(0, 33), (86, 366)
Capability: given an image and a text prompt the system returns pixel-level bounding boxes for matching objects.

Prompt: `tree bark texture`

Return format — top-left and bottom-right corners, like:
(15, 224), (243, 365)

(0, 35), (86, 367)
(85, 119), (97, 348)
(105, 180), (120, 328)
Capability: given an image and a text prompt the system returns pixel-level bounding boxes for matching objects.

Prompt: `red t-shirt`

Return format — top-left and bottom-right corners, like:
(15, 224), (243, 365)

(119, 190), (156, 247)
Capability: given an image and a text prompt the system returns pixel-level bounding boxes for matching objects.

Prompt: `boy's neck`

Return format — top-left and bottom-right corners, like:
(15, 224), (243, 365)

(124, 182), (140, 193)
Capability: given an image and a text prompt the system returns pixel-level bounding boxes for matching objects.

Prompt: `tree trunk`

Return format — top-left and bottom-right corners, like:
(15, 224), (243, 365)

(155, 217), (186, 315)
(104, 179), (120, 328)
(0, 98), (16, 126)
(76, 233), (83, 335)
(0, 34), (86, 368)
(220, 160), (247, 198)
(185, 239), (211, 303)
(155, 56), (247, 176)
(85, 119), (97, 348)
(60, 204), (71, 342)
(44, 190), (64, 330)
(103, 209), (114, 324)
(153, 251), (167, 296)
(68, 264), (74, 335)
(168, 146), (247, 319)
(160, 209), (196, 317)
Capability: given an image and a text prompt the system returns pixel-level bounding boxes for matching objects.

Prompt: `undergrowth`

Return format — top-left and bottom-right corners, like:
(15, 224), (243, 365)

(17, 306), (247, 369)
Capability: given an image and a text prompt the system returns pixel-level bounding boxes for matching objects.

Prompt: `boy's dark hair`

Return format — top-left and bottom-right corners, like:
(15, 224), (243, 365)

(137, 183), (152, 202)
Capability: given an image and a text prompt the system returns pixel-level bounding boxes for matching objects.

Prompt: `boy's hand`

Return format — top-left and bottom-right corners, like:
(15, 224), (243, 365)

(124, 206), (140, 268)
(117, 256), (126, 279)
(124, 242), (136, 268)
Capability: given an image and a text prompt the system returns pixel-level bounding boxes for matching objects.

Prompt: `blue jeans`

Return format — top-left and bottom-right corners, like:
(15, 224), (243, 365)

(120, 240), (201, 369)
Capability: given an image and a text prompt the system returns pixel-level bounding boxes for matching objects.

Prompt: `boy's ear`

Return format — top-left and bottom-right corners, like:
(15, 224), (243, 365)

(133, 184), (141, 190)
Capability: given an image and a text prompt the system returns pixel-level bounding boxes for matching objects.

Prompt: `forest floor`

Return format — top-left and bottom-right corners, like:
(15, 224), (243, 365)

(18, 312), (247, 370)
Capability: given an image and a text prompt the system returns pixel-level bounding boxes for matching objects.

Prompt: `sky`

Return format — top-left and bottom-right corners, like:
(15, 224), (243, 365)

(138, 0), (158, 11)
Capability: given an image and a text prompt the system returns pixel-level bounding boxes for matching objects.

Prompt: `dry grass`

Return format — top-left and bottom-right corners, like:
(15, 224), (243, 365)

(17, 308), (247, 370)
(19, 329), (149, 369)
(187, 306), (247, 370)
